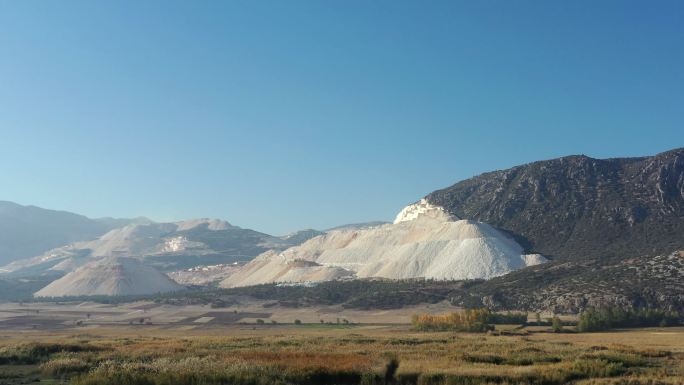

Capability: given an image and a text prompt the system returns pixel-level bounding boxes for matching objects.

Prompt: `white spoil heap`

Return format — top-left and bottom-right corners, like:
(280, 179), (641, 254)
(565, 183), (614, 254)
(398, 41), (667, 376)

(221, 201), (546, 288)
(34, 257), (183, 297)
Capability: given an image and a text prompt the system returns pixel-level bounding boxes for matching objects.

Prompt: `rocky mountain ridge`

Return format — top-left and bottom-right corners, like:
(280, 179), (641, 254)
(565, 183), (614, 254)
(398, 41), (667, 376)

(427, 147), (684, 260)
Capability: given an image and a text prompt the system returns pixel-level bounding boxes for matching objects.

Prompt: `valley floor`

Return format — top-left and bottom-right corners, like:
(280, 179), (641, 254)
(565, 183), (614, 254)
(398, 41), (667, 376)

(0, 302), (682, 385)
(0, 300), (462, 330)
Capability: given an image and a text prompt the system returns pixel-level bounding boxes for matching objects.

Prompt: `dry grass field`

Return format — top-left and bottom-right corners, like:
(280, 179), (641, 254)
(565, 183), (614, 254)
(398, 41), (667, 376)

(1, 321), (683, 385)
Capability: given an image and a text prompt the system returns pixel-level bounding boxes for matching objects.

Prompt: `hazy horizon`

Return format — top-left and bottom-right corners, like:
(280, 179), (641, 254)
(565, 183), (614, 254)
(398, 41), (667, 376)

(1, 1), (682, 234)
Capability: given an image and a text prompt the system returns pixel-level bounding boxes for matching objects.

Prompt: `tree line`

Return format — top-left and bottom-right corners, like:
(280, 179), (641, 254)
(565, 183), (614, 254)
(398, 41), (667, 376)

(577, 307), (680, 332)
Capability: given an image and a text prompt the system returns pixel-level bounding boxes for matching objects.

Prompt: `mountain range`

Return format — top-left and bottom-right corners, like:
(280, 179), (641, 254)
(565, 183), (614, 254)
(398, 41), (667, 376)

(1, 147), (683, 306)
(0, 201), (146, 266)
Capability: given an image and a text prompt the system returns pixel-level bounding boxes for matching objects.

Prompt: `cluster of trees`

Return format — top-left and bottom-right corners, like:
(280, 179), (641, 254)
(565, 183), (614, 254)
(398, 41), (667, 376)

(412, 310), (534, 332)
(577, 307), (680, 332)
(411, 309), (494, 332)
(487, 311), (528, 324)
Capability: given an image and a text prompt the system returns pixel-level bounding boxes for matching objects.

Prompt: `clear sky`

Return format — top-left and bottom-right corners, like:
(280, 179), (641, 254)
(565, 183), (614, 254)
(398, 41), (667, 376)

(0, 1), (682, 235)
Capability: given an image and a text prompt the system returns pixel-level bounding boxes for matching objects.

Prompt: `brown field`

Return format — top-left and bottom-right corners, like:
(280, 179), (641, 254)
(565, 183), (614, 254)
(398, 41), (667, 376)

(0, 300), (461, 331)
(0, 301), (682, 385)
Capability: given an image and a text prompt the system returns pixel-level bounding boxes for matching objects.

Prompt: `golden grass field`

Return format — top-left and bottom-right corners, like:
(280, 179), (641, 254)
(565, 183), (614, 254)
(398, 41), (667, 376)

(1, 322), (683, 385)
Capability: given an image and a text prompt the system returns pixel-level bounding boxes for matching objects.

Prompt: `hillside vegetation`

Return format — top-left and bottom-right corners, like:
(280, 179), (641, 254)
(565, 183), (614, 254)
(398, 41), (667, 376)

(458, 251), (684, 313)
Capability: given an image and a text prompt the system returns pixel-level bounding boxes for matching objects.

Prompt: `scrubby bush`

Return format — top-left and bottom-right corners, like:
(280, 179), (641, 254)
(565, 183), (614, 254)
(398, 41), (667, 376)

(552, 316), (563, 333)
(0, 342), (102, 365)
(572, 358), (626, 378)
(71, 357), (366, 385)
(41, 357), (90, 376)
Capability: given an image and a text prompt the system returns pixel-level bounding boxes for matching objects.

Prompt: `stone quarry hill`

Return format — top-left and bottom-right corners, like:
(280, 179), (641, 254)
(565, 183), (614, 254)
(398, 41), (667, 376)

(221, 210), (546, 288)
(34, 257), (183, 297)
(427, 147), (684, 260)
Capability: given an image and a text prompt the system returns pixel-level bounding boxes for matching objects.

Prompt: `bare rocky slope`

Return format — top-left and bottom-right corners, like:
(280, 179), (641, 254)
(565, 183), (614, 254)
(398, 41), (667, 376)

(427, 147), (684, 260)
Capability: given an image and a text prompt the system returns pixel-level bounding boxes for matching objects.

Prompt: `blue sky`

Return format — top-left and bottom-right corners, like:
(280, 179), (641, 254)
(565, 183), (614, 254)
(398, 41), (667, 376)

(0, 1), (682, 234)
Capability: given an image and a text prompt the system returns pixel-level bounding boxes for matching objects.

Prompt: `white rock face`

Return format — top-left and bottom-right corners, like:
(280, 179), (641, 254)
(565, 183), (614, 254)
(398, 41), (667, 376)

(393, 199), (458, 224)
(521, 254), (547, 265)
(34, 257), (183, 297)
(221, 202), (546, 288)
(159, 236), (206, 253)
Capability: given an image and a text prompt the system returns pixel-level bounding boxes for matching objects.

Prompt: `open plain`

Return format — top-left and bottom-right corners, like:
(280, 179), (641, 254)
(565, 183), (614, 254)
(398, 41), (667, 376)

(0, 301), (683, 385)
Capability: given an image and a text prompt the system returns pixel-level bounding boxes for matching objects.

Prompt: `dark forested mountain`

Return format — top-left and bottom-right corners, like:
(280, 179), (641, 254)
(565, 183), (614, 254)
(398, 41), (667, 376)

(427, 148), (684, 260)
(0, 201), (135, 265)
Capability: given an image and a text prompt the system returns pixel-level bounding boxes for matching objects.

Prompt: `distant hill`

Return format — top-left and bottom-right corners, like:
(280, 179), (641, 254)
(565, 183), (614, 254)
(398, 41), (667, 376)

(324, 221), (389, 232)
(0, 201), (140, 266)
(2, 218), (321, 276)
(427, 148), (684, 260)
(279, 229), (325, 245)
